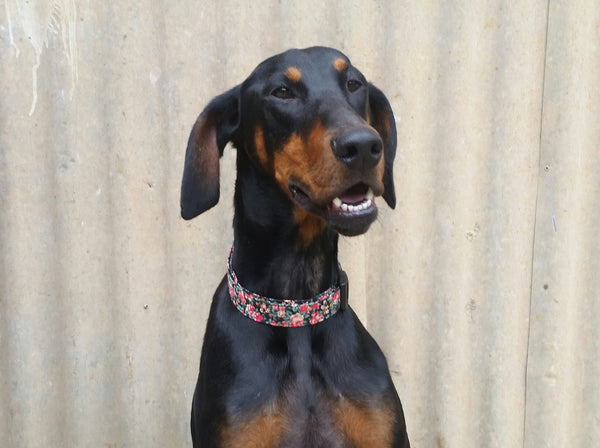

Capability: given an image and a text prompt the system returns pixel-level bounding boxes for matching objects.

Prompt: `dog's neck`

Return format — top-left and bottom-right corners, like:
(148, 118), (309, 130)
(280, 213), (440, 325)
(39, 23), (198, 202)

(231, 155), (340, 300)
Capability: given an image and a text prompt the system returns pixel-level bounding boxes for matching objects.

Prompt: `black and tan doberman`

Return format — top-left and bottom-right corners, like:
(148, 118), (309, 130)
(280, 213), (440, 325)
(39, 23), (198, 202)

(181, 46), (410, 447)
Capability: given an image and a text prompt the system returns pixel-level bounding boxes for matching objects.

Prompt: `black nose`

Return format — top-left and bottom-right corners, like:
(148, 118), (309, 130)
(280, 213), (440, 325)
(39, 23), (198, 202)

(331, 128), (383, 171)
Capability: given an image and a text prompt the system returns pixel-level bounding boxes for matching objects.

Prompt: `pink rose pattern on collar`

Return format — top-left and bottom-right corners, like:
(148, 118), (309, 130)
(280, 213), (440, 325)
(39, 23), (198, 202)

(227, 247), (341, 327)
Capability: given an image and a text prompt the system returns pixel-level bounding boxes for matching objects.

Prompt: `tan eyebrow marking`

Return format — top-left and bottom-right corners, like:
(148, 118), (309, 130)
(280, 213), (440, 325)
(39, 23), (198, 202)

(285, 66), (302, 83)
(334, 58), (347, 72)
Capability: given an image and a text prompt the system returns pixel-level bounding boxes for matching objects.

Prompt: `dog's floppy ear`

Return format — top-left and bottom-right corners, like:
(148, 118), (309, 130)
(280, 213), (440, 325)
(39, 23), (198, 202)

(181, 85), (241, 220)
(368, 83), (397, 209)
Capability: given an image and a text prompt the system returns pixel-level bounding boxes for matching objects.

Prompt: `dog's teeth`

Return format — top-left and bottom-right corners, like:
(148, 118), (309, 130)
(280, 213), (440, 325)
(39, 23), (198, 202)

(334, 191), (374, 213)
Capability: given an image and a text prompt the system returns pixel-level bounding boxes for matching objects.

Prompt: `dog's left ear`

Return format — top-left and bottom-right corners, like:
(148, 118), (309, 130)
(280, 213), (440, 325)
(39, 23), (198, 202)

(368, 83), (397, 209)
(181, 85), (241, 220)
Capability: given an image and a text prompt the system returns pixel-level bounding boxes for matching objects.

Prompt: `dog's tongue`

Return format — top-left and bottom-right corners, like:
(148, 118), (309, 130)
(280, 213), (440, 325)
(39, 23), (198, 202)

(339, 184), (368, 205)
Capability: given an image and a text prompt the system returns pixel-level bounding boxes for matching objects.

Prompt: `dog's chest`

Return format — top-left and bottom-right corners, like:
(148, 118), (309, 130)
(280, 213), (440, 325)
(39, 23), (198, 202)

(222, 377), (359, 447)
(277, 383), (349, 448)
(220, 326), (395, 447)
(221, 382), (394, 448)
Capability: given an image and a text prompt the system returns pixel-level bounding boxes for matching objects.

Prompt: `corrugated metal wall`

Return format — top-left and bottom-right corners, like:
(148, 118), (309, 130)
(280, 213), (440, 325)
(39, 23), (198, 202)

(1, 0), (598, 446)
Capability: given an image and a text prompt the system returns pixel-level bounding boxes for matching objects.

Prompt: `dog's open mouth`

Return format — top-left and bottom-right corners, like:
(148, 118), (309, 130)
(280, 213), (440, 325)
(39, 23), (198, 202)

(330, 183), (375, 213)
(289, 182), (378, 235)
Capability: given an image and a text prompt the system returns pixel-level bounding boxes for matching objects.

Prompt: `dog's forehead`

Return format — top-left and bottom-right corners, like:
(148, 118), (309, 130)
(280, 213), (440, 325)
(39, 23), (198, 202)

(250, 47), (355, 81)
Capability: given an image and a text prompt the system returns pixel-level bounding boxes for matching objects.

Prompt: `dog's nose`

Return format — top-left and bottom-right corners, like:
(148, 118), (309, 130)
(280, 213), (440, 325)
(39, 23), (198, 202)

(331, 128), (383, 171)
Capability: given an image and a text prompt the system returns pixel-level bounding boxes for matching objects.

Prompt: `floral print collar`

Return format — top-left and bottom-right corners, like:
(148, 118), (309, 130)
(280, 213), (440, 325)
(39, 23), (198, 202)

(227, 247), (347, 327)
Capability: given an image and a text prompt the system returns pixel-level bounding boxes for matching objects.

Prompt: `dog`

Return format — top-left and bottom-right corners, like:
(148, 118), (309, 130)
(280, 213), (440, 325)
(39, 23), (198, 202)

(181, 46), (410, 447)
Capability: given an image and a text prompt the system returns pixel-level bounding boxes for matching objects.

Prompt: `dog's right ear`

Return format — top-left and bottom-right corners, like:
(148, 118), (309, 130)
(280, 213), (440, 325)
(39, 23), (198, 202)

(181, 85), (241, 220)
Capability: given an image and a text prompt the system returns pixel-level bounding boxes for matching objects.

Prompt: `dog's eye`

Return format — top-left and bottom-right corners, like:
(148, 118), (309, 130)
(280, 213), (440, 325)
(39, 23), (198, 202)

(271, 86), (295, 99)
(346, 79), (362, 92)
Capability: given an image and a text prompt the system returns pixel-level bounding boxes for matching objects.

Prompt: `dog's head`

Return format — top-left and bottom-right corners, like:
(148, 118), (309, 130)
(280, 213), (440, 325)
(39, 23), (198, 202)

(181, 47), (397, 240)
